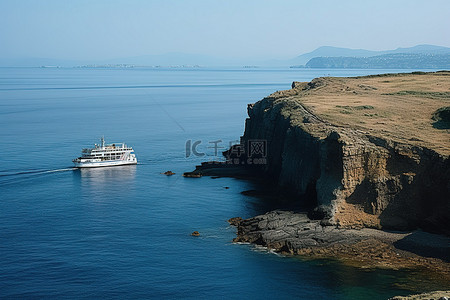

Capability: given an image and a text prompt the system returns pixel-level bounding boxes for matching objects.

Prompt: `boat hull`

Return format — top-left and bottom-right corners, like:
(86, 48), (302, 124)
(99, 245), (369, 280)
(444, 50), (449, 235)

(73, 160), (137, 168)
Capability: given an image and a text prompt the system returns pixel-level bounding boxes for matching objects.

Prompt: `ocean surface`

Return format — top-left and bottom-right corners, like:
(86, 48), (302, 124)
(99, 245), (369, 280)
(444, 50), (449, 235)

(0, 67), (445, 299)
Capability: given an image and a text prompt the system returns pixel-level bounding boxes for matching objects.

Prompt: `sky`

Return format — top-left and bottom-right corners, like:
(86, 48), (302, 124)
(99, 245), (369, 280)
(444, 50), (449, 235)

(0, 0), (449, 61)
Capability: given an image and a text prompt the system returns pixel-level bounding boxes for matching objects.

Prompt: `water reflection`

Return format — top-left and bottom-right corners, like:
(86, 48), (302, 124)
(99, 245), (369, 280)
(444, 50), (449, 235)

(73, 165), (137, 190)
(71, 166), (138, 226)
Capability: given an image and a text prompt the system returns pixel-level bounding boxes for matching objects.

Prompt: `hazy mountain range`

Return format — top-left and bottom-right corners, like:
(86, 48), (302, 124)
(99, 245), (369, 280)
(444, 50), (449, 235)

(304, 53), (450, 69)
(1, 44), (449, 68)
(288, 44), (450, 66)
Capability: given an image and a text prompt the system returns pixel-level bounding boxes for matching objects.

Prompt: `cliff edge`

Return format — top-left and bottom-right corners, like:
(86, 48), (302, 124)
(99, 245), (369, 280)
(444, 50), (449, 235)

(231, 71), (450, 234)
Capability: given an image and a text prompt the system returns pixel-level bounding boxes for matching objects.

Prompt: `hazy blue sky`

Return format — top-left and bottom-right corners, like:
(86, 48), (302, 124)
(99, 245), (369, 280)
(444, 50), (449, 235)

(0, 0), (449, 60)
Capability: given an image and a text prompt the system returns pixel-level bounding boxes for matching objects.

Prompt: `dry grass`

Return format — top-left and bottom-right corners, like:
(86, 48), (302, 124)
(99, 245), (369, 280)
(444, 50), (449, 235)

(289, 71), (450, 155)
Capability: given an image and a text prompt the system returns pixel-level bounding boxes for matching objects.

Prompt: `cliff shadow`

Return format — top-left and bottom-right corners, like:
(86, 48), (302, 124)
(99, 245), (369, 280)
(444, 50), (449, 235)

(315, 132), (344, 208)
(393, 230), (450, 262)
(381, 158), (450, 234)
(240, 179), (318, 214)
(346, 179), (378, 214)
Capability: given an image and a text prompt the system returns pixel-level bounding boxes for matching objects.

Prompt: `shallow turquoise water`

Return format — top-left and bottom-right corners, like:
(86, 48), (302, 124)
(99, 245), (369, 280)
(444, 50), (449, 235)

(0, 67), (444, 299)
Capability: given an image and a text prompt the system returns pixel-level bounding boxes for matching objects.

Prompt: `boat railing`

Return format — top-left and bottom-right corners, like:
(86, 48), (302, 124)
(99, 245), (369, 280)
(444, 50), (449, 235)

(81, 145), (133, 155)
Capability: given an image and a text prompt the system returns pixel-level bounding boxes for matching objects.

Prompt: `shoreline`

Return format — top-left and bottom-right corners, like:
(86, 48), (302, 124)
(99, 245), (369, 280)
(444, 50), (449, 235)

(185, 71), (450, 295)
(228, 210), (450, 279)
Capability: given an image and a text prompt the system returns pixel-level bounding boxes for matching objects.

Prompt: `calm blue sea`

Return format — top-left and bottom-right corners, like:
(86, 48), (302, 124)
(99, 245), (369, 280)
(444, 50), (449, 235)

(0, 67), (444, 299)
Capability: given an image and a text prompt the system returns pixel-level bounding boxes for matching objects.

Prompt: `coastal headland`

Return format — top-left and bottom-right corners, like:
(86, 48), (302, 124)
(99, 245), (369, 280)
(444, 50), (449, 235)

(185, 71), (450, 280)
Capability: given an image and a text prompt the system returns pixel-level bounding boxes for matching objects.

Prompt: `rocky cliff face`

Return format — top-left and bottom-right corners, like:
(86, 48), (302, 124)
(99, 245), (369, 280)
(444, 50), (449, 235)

(235, 75), (450, 234)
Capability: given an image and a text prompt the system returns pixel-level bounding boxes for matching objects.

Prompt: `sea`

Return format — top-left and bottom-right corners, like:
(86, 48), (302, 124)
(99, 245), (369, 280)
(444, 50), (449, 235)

(0, 67), (445, 299)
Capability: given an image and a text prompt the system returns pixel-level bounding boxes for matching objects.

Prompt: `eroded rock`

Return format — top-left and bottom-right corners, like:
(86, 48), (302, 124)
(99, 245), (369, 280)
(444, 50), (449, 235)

(231, 211), (450, 274)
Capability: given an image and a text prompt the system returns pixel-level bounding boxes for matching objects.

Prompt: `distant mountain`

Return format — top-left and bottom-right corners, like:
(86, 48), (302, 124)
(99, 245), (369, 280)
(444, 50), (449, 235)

(289, 46), (380, 66)
(289, 44), (450, 66)
(305, 53), (450, 69)
(391, 44), (450, 54)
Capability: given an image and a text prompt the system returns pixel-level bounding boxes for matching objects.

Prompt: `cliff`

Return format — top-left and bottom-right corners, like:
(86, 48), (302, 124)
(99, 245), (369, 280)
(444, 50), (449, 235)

(231, 71), (450, 234)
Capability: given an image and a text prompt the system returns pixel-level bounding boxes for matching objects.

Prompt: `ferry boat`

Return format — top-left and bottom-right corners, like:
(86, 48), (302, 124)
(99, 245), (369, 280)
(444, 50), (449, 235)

(73, 137), (137, 168)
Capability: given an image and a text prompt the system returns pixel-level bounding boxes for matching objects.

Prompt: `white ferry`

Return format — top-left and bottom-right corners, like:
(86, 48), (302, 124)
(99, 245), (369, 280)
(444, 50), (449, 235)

(73, 137), (137, 168)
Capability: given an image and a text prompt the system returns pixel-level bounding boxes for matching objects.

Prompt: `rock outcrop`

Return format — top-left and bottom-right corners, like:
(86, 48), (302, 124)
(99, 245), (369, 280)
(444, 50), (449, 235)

(230, 211), (450, 271)
(389, 290), (450, 300)
(226, 72), (450, 234)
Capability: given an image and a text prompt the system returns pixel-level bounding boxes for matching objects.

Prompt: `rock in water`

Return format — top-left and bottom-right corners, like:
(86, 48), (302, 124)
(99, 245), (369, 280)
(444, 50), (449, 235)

(191, 231), (200, 236)
(162, 171), (175, 176)
(183, 171), (202, 178)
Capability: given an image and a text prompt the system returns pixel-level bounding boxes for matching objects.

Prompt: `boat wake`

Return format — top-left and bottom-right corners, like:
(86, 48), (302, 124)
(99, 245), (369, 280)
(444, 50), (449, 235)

(0, 167), (76, 185)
